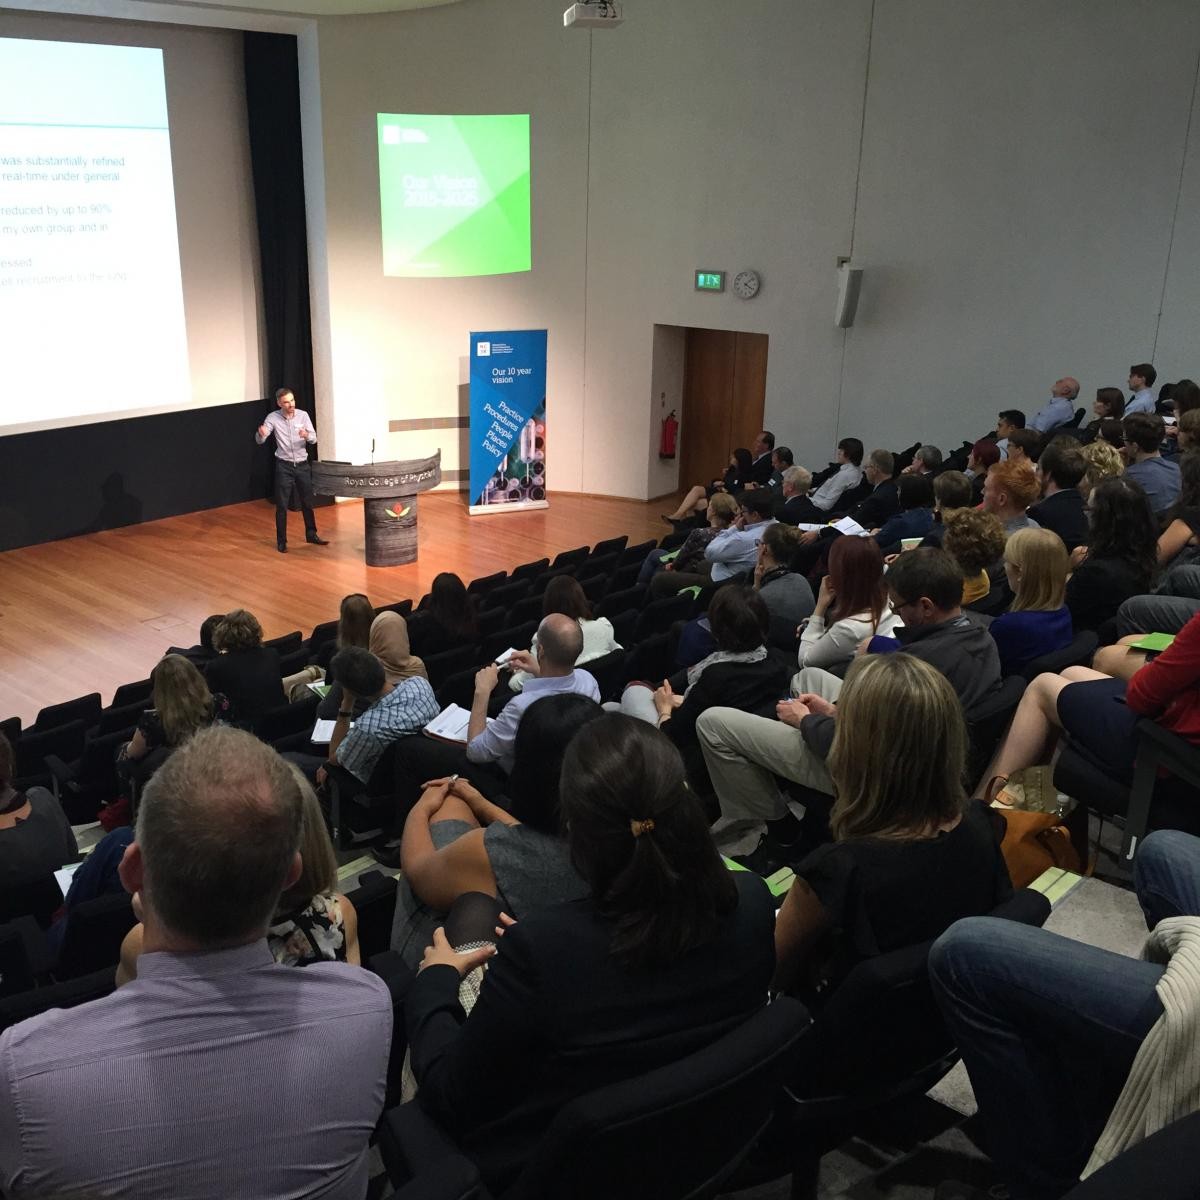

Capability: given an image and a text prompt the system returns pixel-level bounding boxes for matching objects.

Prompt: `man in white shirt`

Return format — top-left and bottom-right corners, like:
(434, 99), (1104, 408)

(1125, 363), (1157, 415)
(255, 387), (328, 553)
(1028, 377), (1080, 434)
(808, 438), (865, 513)
(995, 410), (1026, 461)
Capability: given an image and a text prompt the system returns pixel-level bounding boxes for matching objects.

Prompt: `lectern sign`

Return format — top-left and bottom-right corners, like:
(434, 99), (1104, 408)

(468, 329), (548, 514)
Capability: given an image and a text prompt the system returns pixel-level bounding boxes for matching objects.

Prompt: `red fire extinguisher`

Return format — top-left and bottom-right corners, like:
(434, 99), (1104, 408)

(659, 410), (679, 459)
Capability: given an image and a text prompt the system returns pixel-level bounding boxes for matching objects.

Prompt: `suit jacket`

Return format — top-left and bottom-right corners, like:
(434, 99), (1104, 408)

(776, 493), (823, 527)
(748, 452), (774, 486)
(1028, 488), (1088, 552)
(406, 872), (776, 1191)
(847, 480), (899, 529)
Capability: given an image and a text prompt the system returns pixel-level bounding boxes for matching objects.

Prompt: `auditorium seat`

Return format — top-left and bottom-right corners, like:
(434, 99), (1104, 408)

(481, 623), (537, 667)
(256, 694), (319, 745)
(480, 581), (532, 613)
(376, 598), (415, 619)
(590, 535), (628, 558)
(507, 594), (545, 627)
(597, 586), (647, 620)
(278, 647), (310, 677)
(551, 545), (589, 570)
(509, 558), (550, 583)
(476, 606), (509, 639)
(342, 870), (398, 962)
(0, 716), (20, 747)
(466, 571), (507, 597)
(1018, 630), (1098, 682)
(307, 619), (339, 657)
(53, 892), (136, 981)
(94, 700), (149, 737)
(110, 678), (153, 708)
(619, 540), (657, 566)
(33, 693), (102, 734)
(15, 720), (88, 795)
(424, 645), (483, 691)
(263, 630), (303, 653)
(633, 593), (695, 641)
(45, 727), (129, 823)
(379, 996), (809, 1200)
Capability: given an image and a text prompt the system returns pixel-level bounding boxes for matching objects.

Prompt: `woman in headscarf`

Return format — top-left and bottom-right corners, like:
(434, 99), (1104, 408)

(370, 610), (429, 689)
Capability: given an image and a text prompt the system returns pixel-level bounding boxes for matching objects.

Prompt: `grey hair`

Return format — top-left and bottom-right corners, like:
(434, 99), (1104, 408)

(537, 612), (584, 670)
(916, 445), (944, 469)
(136, 726), (304, 945)
(782, 466), (812, 493)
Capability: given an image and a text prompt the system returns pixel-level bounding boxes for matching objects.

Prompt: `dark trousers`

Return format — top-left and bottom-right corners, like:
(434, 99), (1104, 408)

(274, 458), (318, 543)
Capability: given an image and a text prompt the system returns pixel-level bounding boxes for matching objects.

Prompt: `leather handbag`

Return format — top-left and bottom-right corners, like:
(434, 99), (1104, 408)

(987, 767), (1083, 888)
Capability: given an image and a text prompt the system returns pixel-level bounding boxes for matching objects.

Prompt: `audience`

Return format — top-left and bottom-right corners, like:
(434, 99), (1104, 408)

(764, 443), (793, 490)
(964, 439), (1000, 503)
(408, 573), (479, 658)
(790, 448), (898, 565)
(941, 508), (1007, 606)
(1121, 412), (1181, 515)
(747, 429), (777, 485)
(1025, 442), (1088, 554)
(775, 464), (816, 525)
(1080, 437), (1125, 498)
(0, 732), (77, 892)
(873, 472), (936, 550)
(774, 653), (1011, 1002)
(700, 490), (777, 582)
(1027, 376), (1079, 434)
(1156, 451), (1200, 570)
(664, 446), (755, 523)
(203, 608), (285, 726)
(995, 409), (1025, 460)
(1066, 475), (1159, 632)
(989, 528), (1074, 674)
(640, 491), (738, 585)
(903, 444), (944, 476)
(807, 436), (865, 514)
(982, 459), (1041, 534)
(118, 767), (361, 980)
(404, 715), (775, 1194)
(921, 470), (975, 547)
(796, 536), (899, 673)
(508, 576), (619, 692)
(392, 694), (602, 966)
(164, 612), (224, 667)
(752, 522), (816, 638)
(1080, 386), (1126, 444)
(0, 727), (392, 1198)
(1005, 426), (1042, 466)
(1126, 361), (1157, 414)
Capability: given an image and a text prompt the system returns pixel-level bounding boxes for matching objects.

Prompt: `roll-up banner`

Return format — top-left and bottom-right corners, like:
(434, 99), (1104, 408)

(468, 329), (548, 515)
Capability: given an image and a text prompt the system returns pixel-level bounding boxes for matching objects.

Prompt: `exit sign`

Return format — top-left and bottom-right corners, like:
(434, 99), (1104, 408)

(694, 269), (725, 292)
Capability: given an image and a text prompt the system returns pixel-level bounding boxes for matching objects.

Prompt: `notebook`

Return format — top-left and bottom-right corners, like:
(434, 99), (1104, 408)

(423, 704), (496, 744)
(1129, 632), (1175, 653)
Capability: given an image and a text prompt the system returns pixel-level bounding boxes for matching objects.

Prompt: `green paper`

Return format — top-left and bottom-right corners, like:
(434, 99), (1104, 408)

(1129, 632), (1175, 652)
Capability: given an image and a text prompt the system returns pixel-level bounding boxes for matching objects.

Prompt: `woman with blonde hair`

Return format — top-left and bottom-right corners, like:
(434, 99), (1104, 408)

(1079, 440), (1124, 499)
(773, 653), (1011, 1001)
(987, 528), (1074, 674)
(122, 654), (222, 771)
(118, 769), (359, 983)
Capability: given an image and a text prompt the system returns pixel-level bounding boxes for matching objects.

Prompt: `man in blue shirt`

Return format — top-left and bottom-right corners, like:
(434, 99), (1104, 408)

(1126, 362), (1158, 415)
(1122, 412), (1180, 515)
(1028, 377), (1080, 434)
(705, 491), (777, 580)
(255, 387), (329, 553)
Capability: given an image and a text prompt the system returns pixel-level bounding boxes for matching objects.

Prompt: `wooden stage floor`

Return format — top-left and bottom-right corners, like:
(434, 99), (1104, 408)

(0, 491), (672, 725)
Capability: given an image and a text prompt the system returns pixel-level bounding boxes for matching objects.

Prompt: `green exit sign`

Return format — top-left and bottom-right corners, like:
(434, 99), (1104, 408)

(694, 269), (725, 292)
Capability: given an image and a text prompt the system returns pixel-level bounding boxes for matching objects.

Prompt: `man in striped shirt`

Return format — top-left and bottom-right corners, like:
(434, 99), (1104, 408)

(255, 386), (329, 553)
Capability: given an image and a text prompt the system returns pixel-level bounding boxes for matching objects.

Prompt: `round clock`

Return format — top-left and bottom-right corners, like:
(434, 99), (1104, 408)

(732, 269), (761, 300)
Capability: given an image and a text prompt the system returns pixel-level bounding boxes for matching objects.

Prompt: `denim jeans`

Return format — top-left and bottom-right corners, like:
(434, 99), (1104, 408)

(929, 830), (1200, 1199)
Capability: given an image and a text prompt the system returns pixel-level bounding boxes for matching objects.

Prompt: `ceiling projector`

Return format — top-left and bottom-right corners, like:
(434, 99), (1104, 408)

(564, 2), (624, 29)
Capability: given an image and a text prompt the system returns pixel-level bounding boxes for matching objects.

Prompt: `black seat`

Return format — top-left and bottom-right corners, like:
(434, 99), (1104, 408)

(278, 647), (310, 677)
(323, 741), (405, 849)
(578, 575), (609, 604)
(780, 888), (1051, 1198)
(610, 609), (638, 649)
(0, 876), (64, 931)
(590, 535), (628, 558)
(342, 870), (399, 961)
(256, 694), (319, 744)
(0, 968), (116, 1035)
(94, 701), (149, 737)
(263, 630), (304, 653)
(45, 728), (130, 824)
(1019, 630), (1098, 681)
(380, 996), (810, 1200)
(596, 585), (647, 620)
(619, 540), (657, 566)
(576, 553), (618, 581)
(509, 558), (550, 583)
(657, 531), (689, 552)
(307, 619), (339, 657)
(376, 598), (415, 618)
(1066, 405), (1086, 428)
(528, 568), (575, 597)
(436, 667), (479, 711)
(481, 581), (532, 613)
(0, 717), (20, 748)
(551, 545), (589, 570)
(608, 560), (644, 593)
(964, 676), (1026, 786)
(507, 594), (545, 627)
(15, 720), (88, 793)
(111, 678), (153, 708)
(424, 645), (483, 691)
(33, 693), (102, 734)
(467, 571), (507, 597)
(634, 593), (696, 641)
(1061, 1109), (1200, 1199)
(476, 606), (509, 639)
(54, 892), (136, 980)
(481, 623), (538, 667)
(580, 650), (627, 702)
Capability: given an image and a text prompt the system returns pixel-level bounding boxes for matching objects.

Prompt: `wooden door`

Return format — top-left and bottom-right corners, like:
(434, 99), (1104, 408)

(679, 328), (768, 490)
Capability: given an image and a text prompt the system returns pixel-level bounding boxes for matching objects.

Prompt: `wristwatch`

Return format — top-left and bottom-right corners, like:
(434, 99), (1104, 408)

(337, 710), (353, 718)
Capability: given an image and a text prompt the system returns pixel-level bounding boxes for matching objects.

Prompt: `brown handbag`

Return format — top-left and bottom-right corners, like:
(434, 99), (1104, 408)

(986, 768), (1084, 888)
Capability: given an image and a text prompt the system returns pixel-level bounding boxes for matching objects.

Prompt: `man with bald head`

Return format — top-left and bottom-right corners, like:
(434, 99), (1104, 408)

(376, 614), (601, 865)
(0, 727), (392, 1199)
(1028, 376), (1080, 434)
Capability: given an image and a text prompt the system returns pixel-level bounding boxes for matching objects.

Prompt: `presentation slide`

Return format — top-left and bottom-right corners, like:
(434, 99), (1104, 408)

(0, 37), (190, 435)
(378, 113), (531, 278)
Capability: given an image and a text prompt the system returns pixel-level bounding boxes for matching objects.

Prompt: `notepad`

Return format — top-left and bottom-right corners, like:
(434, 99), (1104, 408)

(423, 703), (494, 744)
(831, 516), (868, 536)
(54, 861), (81, 898)
(493, 647), (519, 666)
(307, 682), (332, 699)
(311, 718), (337, 745)
(1129, 632), (1175, 653)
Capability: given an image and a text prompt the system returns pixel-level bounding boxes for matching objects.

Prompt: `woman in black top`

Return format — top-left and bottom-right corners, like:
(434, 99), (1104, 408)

(203, 609), (284, 727)
(663, 447), (755, 524)
(404, 715), (775, 1191)
(408, 573), (479, 659)
(1065, 476), (1158, 632)
(1156, 452), (1200, 571)
(0, 733), (77, 892)
(122, 654), (222, 775)
(774, 653), (1011, 1004)
(1078, 387), (1126, 445)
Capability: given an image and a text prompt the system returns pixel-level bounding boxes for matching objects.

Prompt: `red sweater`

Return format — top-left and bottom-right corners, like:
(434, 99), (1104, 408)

(1126, 611), (1200, 744)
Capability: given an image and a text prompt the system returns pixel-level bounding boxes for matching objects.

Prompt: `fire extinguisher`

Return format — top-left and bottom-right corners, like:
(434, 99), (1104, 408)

(659, 409), (679, 459)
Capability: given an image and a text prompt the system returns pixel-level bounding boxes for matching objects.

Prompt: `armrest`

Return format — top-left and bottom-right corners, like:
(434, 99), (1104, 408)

(378, 1103), (482, 1191)
(384, 1153), (486, 1200)
(43, 754), (78, 790)
(990, 888), (1051, 930)
(368, 950), (415, 1004)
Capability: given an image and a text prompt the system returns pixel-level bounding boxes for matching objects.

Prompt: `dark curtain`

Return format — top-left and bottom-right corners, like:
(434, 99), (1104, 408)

(243, 32), (316, 422)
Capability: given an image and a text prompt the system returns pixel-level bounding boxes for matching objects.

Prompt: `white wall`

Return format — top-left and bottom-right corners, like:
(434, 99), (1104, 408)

(308, 0), (1200, 497)
(0, 10), (264, 412)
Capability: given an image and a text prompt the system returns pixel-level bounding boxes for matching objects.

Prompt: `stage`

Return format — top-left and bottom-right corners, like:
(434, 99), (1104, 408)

(0, 490), (670, 725)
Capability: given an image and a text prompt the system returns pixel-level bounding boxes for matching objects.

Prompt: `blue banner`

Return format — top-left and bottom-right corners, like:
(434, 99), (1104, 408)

(468, 329), (548, 511)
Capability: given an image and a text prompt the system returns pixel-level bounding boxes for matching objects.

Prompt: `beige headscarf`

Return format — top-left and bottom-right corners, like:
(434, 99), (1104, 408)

(369, 612), (428, 687)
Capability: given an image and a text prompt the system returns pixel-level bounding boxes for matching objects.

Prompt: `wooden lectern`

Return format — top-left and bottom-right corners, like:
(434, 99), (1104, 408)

(310, 452), (441, 567)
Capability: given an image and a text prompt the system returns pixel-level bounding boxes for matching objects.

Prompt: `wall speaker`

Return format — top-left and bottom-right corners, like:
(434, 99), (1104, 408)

(835, 265), (863, 328)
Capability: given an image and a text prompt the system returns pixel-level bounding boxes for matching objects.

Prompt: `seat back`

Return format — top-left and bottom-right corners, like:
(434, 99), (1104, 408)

(423, 645), (482, 690)
(481, 623), (538, 666)
(375, 598), (415, 619)
(466, 570), (507, 596)
(657, 531), (689, 552)
(590, 535), (628, 558)
(307, 619), (339, 655)
(597, 585), (647, 620)
(476, 606), (509, 639)
(263, 630), (303, 653)
(609, 560), (645, 594)
(96, 701), (147, 737)
(509, 998), (810, 1200)
(1067, 406), (1086, 428)
(0, 716), (19, 747)
(278, 647), (310, 676)
(1020, 630), (1099, 681)
(580, 650), (628, 702)
(508, 594), (546, 627)
(634, 593), (696, 641)
(256, 694), (319, 744)
(34, 693), (102, 733)
(343, 870), (399, 961)
(481, 580), (532, 612)
(15, 720), (88, 782)
(0, 924), (36, 998)
(0, 967), (116, 1035)
(110, 678), (153, 708)
(510, 558), (550, 583)
(965, 675), (1026, 786)
(0, 875), (64, 930)
(551, 545), (589, 570)
(55, 892), (136, 980)
(619, 540), (657, 566)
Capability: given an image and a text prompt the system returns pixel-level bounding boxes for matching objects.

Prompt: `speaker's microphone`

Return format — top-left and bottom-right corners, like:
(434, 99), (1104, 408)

(371, 437), (376, 464)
